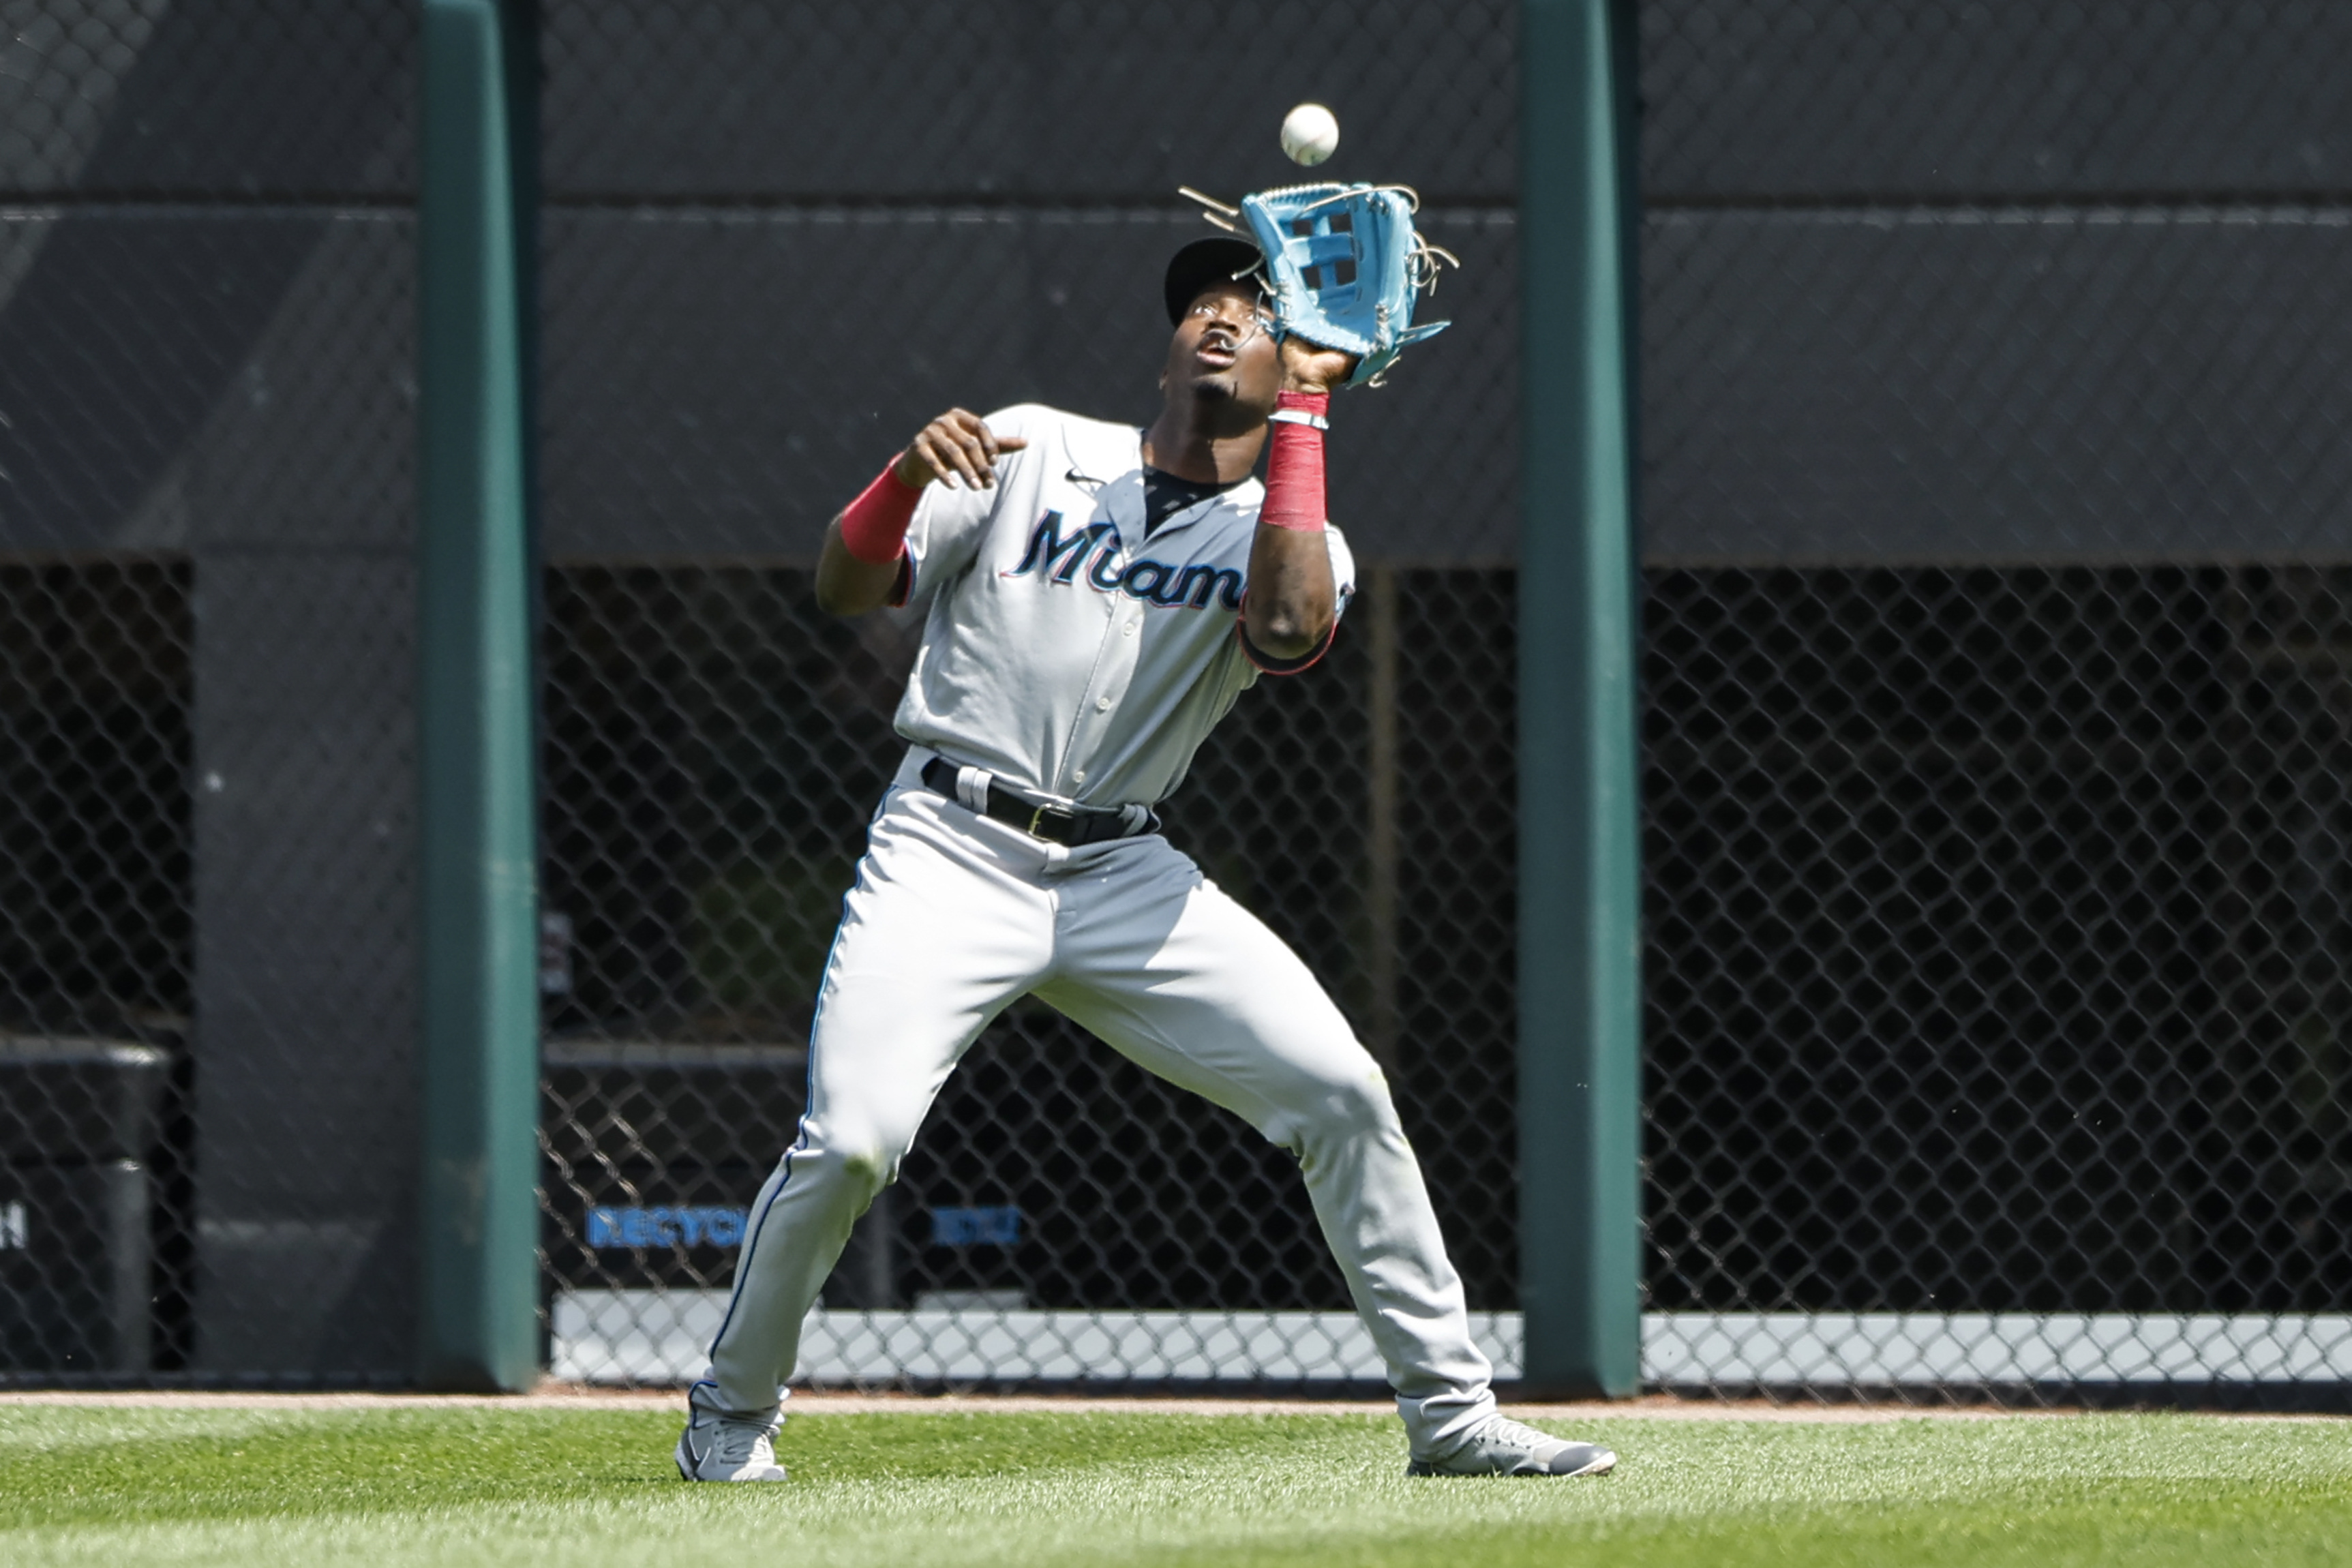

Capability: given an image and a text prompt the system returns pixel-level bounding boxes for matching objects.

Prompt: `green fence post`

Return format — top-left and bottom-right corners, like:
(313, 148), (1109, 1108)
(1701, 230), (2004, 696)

(417, 0), (539, 1392)
(1517, 0), (1642, 1400)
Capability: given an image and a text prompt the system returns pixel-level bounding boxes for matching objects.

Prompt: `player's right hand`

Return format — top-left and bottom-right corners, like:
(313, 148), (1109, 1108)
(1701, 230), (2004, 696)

(895, 409), (1028, 491)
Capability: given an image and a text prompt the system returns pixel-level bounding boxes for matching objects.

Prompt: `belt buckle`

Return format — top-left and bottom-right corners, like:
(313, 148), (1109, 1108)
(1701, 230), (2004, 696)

(1026, 801), (1076, 841)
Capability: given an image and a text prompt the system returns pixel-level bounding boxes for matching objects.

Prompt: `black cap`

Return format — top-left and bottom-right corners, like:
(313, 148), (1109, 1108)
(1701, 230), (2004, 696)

(1163, 236), (1263, 325)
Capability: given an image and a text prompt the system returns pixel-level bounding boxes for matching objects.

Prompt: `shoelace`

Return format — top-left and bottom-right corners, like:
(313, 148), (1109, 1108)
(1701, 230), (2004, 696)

(1473, 1416), (1557, 1456)
(708, 1417), (778, 1468)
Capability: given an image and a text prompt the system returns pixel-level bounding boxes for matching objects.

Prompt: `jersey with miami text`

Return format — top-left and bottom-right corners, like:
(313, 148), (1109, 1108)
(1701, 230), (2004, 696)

(890, 403), (1355, 808)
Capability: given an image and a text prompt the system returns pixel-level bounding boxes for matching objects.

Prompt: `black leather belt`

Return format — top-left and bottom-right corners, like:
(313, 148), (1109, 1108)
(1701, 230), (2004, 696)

(920, 757), (1150, 847)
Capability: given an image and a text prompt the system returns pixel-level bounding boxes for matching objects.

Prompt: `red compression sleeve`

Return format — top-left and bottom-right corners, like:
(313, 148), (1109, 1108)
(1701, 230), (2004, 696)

(838, 456), (922, 564)
(1258, 391), (1329, 532)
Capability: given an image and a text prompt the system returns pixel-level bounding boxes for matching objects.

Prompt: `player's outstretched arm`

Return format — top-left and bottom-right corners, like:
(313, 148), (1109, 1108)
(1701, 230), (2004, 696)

(815, 409), (1027, 618)
(1242, 339), (1348, 661)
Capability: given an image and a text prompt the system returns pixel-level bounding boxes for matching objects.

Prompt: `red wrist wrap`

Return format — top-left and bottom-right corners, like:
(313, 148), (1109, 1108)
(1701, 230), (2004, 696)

(1259, 391), (1329, 533)
(839, 456), (921, 564)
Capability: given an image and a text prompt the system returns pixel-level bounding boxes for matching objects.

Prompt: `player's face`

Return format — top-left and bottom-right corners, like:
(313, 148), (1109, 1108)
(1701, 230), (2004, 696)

(1162, 282), (1282, 419)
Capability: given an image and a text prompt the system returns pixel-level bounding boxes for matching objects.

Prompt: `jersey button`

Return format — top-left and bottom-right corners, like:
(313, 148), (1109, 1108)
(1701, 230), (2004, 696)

(1096, 695), (1112, 711)
(1122, 619), (1137, 637)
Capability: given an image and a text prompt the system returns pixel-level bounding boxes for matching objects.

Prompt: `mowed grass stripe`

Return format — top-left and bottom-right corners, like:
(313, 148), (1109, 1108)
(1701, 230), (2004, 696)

(1, 1407), (2346, 1568)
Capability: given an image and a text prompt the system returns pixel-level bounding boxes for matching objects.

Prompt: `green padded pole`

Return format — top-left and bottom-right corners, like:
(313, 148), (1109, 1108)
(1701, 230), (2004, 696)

(417, 0), (539, 1392)
(1517, 0), (1642, 1399)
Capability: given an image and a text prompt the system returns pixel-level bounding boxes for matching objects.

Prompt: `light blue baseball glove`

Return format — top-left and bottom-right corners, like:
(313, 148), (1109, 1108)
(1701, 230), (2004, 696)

(1184, 182), (1458, 388)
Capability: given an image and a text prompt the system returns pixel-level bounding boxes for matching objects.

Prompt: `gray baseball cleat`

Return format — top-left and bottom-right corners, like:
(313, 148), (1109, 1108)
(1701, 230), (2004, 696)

(674, 1381), (789, 1482)
(1406, 1415), (1617, 1477)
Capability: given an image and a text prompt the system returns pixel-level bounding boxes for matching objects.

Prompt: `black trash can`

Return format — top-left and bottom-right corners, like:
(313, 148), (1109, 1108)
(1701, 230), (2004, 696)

(0, 1038), (170, 1374)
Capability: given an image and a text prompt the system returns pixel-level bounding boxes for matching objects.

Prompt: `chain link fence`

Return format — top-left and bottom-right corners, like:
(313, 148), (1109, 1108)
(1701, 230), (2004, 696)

(1640, 564), (2352, 1395)
(0, 0), (418, 1383)
(1636, 1), (2352, 1400)
(3, 0), (2347, 1402)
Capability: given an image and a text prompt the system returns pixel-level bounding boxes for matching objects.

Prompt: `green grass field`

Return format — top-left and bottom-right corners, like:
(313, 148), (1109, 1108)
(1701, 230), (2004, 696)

(1, 1404), (2347, 1567)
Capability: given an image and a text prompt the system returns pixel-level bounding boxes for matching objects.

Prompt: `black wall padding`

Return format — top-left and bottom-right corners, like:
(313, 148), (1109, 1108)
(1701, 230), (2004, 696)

(1643, 209), (2352, 564)
(1642, 0), (2352, 200)
(541, 1), (1517, 202)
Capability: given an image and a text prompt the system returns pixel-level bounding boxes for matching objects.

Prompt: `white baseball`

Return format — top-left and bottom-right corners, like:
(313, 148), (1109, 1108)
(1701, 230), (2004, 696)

(1280, 102), (1339, 167)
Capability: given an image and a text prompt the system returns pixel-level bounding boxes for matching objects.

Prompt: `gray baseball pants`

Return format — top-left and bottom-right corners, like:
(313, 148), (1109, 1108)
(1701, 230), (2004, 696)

(702, 758), (1498, 1455)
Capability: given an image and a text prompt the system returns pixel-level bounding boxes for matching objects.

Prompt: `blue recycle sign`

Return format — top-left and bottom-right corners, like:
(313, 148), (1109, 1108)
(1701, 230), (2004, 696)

(930, 1205), (1021, 1248)
(587, 1205), (749, 1250)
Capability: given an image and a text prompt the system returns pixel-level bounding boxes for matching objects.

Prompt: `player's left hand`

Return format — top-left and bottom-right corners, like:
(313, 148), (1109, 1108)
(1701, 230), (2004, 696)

(1280, 335), (1357, 396)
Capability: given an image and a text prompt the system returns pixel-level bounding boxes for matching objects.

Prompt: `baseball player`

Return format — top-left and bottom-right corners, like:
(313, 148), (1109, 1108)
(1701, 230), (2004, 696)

(675, 236), (1617, 1482)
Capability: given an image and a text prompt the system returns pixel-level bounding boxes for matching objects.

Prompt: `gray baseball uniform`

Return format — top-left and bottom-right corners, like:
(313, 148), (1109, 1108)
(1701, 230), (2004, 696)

(702, 404), (1500, 1452)
(892, 403), (1353, 802)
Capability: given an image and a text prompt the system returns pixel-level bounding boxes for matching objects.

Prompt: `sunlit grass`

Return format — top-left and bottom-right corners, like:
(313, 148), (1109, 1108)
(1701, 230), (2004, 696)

(1, 1404), (2345, 1566)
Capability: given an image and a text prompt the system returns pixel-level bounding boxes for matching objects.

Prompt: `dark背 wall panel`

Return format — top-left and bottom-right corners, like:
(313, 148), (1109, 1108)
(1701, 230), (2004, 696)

(0, 211), (412, 556)
(188, 550), (416, 1378)
(1643, 1), (2352, 201)
(175, 213), (417, 1378)
(543, 1), (1516, 202)
(1642, 208), (2352, 564)
(0, 0), (413, 197)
